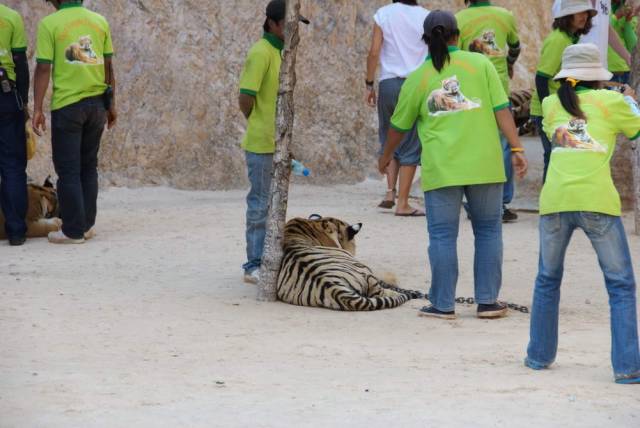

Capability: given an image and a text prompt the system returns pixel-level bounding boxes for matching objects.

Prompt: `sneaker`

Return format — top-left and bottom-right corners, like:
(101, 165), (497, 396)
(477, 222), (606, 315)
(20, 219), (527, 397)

(477, 302), (508, 319)
(502, 207), (518, 223)
(615, 372), (640, 384)
(8, 236), (26, 246)
(48, 230), (85, 245)
(243, 269), (260, 284)
(418, 305), (456, 320)
(84, 228), (96, 240)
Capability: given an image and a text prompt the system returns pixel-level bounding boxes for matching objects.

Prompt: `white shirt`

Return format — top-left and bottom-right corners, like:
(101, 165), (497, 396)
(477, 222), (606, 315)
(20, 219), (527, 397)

(579, 0), (611, 68)
(374, 3), (430, 81)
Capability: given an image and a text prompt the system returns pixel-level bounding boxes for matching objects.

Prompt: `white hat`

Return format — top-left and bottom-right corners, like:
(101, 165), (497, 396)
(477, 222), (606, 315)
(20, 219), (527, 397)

(553, 0), (597, 19)
(554, 43), (613, 81)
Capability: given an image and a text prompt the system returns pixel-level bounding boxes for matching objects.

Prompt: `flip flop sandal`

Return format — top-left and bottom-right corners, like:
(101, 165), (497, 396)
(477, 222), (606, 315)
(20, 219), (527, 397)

(378, 199), (395, 209)
(395, 209), (425, 217)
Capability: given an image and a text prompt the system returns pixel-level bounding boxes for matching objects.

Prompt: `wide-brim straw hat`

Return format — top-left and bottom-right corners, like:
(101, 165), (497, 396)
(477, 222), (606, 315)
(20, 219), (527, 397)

(553, 0), (597, 19)
(554, 43), (613, 81)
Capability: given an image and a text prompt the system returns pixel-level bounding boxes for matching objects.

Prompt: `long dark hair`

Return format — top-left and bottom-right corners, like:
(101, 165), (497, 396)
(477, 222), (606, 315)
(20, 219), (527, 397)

(553, 15), (593, 37)
(557, 79), (599, 119)
(393, 0), (418, 4)
(423, 26), (460, 72)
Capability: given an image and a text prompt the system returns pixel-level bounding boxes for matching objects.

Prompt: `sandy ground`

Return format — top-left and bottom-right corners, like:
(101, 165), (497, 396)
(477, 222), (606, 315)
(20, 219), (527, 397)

(1, 178), (640, 428)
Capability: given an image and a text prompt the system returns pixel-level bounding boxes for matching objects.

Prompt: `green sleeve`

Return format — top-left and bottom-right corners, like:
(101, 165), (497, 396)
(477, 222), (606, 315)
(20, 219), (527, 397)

(485, 59), (509, 110)
(390, 78), (422, 132)
(622, 17), (638, 51)
(536, 34), (564, 78)
(238, 48), (269, 96)
(507, 13), (519, 46)
(103, 21), (114, 56)
(35, 21), (53, 63)
(10, 13), (27, 51)
(614, 94), (640, 140)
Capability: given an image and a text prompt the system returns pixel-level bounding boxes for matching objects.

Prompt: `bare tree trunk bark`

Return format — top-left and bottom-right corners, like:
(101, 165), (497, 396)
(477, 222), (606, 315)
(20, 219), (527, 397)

(631, 41), (640, 234)
(257, 0), (301, 301)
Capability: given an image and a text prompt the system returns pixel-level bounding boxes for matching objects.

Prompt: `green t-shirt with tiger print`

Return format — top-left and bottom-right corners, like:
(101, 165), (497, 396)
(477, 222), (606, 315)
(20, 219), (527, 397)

(391, 47), (509, 192)
(456, 2), (520, 94)
(0, 4), (27, 82)
(35, 1), (114, 111)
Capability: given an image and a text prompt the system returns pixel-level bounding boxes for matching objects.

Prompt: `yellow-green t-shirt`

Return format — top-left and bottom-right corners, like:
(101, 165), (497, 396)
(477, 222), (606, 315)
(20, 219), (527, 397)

(36, 2), (113, 111)
(456, 2), (519, 94)
(238, 33), (282, 154)
(0, 4), (27, 81)
(530, 30), (578, 117)
(391, 47), (509, 192)
(608, 15), (637, 73)
(541, 89), (640, 216)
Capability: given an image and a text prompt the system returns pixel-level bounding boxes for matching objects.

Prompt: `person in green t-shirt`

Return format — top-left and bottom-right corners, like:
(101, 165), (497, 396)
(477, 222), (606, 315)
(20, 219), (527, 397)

(456, 0), (521, 222)
(525, 43), (640, 385)
(0, 4), (29, 246)
(32, 0), (117, 244)
(238, 0), (309, 284)
(608, 0), (639, 84)
(531, 0), (596, 182)
(378, 11), (528, 321)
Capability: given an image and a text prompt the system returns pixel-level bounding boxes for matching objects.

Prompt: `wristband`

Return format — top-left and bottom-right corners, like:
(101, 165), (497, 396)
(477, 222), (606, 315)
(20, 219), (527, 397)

(510, 147), (525, 153)
(366, 79), (374, 88)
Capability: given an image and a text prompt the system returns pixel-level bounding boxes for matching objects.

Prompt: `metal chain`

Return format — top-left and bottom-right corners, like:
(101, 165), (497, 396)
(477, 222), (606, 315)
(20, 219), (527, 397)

(425, 294), (529, 314)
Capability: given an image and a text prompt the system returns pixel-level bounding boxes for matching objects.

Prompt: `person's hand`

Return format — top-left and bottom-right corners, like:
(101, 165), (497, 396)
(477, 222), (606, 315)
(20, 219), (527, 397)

(616, 5), (627, 19)
(623, 84), (637, 98)
(366, 87), (376, 107)
(511, 152), (528, 179)
(107, 107), (117, 129)
(378, 153), (392, 175)
(32, 110), (46, 136)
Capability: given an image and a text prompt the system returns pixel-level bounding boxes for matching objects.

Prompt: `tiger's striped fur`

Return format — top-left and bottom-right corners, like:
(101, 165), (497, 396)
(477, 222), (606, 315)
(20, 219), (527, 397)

(276, 216), (424, 311)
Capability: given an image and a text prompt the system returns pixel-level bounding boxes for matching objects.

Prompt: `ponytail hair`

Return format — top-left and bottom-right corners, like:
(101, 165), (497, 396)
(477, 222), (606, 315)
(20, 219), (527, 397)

(557, 79), (599, 119)
(423, 26), (460, 72)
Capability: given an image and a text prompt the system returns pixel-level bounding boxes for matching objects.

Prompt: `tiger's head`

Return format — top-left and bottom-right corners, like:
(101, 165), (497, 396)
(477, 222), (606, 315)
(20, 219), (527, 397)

(284, 214), (362, 255)
(442, 76), (460, 96)
(79, 36), (93, 50)
(26, 176), (59, 222)
(482, 30), (496, 44)
(568, 118), (587, 134)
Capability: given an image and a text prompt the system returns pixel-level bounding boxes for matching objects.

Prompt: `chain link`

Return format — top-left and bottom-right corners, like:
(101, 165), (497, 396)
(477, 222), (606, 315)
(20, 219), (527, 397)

(425, 294), (529, 314)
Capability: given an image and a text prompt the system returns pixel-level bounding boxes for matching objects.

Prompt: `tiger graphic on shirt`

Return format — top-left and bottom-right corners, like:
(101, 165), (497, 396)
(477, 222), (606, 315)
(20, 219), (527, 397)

(469, 30), (503, 57)
(427, 76), (481, 116)
(552, 118), (607, 153)
(65, 35), (102, 65)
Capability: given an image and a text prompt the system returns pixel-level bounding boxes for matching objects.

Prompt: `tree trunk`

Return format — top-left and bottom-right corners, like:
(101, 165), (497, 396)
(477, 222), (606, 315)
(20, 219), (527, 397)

(257, 0), (301, 301)
(632, 40), (640, 234)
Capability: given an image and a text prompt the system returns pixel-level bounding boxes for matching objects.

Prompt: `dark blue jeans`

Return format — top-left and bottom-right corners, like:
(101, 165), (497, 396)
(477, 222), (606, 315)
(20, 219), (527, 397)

(0, 90), (27, 239)
(51, 97), (106, 239)
(243, 151), (273, 274)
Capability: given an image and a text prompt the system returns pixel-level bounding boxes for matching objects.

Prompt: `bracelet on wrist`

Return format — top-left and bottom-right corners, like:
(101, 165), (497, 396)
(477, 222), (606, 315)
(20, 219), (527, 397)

(510, 147), (525, 153)
(365, 79), (374, 88)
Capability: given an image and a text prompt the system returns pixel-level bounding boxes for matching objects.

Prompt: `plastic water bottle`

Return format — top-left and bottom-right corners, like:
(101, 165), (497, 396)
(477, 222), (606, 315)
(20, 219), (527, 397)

(291, 159), (310, 177)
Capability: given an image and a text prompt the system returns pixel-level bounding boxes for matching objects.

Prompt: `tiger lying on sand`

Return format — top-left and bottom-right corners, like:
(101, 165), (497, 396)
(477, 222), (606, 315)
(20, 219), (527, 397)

(0, 178), (61, 240)
(277, 215), (424, 311)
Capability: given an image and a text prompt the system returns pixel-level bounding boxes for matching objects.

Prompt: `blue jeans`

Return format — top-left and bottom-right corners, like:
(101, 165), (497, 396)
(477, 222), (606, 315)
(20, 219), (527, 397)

(243, 151), (273, 274)
(526, 212), (640, 379)
(534, 116), (552, 183)
(501, 132), (514, 205)
(425, 184), (503, 312)
(0, 90), (27, 239)
(51, 96), (106, 239)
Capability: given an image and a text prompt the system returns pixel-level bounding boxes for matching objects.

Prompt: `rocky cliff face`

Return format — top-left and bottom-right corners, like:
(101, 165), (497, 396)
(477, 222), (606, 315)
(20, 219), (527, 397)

(13, 0), (632, 208)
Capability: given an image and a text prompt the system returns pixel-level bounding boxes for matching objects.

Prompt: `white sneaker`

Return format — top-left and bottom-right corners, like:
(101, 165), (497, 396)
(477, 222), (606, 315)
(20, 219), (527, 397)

(84, 228), (96, 240)
(243, 269), (260, 284)
(48, 230), (85, 245)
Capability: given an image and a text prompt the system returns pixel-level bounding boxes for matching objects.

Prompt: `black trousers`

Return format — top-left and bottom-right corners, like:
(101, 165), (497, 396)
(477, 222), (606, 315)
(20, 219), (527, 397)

(0, 90), (27, 239)
(51, 96), (106, 239)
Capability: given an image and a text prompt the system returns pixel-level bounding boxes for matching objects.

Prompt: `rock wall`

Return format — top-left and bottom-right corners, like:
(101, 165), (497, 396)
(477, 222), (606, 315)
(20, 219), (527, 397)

(12, 0), (633, 207)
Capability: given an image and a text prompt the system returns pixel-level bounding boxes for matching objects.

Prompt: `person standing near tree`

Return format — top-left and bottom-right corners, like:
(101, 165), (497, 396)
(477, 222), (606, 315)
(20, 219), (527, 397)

(238, 0), (309, 284)
(32, 0), (117, 244)
(456, 0), (521, 223)
(0, 4), (29, 246)
(608, 0), (639, 84)
(366, 0), (429, 217)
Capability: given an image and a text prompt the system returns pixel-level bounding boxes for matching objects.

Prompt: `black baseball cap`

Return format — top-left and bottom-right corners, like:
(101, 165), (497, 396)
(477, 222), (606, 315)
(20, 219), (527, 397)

(266, 0), (310, 25)
(423, 10), (458, 35)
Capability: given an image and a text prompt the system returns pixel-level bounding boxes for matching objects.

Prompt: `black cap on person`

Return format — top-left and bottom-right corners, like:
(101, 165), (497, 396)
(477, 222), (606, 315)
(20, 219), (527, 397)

(266, 0), (310, 25)
(423, 10), (458, 35)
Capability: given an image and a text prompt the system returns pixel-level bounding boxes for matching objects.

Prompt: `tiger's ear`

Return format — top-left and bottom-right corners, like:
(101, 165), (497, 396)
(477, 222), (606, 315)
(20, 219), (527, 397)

(347, 223), (362, 240)
(44, 176), (54, 188)
(309, 214), (322, 220)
